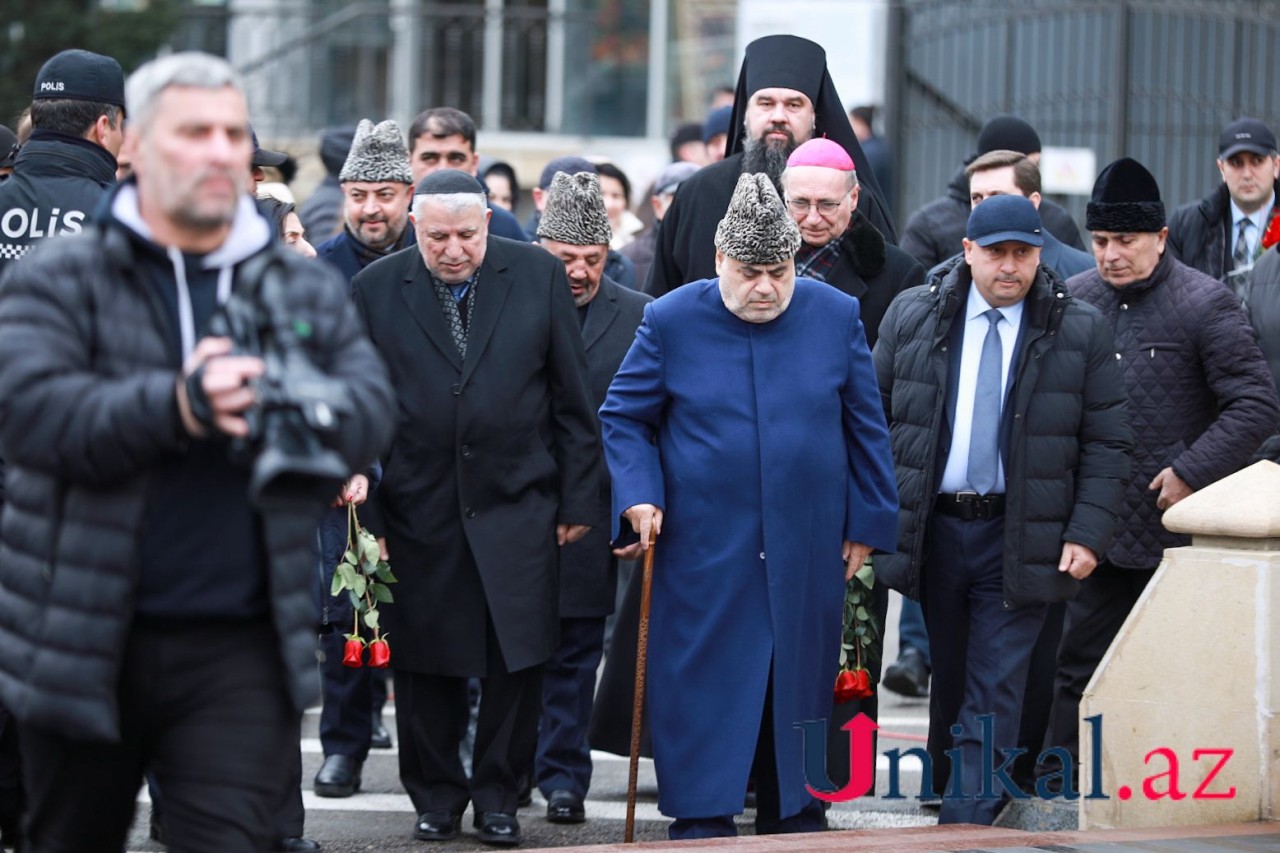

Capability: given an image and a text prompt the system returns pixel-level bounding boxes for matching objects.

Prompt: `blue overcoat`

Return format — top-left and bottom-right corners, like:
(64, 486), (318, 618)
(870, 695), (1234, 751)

(600, 277), (899, 820)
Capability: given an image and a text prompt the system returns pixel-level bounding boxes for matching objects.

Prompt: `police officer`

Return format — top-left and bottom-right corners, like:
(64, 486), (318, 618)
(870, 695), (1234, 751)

(0, 49), (125, 276)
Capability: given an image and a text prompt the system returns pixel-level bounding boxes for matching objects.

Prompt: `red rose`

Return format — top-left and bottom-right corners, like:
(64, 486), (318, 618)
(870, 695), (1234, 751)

(834, 669), (859, 703)
(368, 639), (391, 668)
(342, 638), (364, 668)
(1264, 213), (1280, 252)
(851, 667), (874, 699)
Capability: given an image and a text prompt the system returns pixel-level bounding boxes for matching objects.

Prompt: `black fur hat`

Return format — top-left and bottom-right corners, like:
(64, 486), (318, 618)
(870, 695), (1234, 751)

(1085, 157), (1166, 233)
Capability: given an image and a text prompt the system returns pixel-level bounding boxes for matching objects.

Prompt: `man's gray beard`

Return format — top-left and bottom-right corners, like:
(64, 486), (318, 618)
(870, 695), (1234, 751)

(742, 137), (795, 193)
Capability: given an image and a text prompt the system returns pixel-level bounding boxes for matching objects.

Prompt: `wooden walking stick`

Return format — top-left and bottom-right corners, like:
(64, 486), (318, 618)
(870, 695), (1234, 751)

(625, 536), (657, 843)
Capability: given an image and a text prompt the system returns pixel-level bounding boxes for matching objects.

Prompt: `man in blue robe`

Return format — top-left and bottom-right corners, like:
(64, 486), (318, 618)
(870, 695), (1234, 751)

(600, 172), (899, 839)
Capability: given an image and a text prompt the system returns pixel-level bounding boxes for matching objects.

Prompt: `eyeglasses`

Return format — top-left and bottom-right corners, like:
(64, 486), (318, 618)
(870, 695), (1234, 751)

(785, 195), (848, 216)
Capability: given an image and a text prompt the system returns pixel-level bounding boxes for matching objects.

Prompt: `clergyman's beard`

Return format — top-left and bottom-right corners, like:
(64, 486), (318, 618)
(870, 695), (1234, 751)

(742, 135), (796, 194)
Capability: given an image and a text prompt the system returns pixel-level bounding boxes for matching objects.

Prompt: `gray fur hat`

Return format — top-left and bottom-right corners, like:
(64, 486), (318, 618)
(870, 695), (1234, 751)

(339, 119), (412, 185)
(536, 171), (612, 246)
(714, 173), (801, 264)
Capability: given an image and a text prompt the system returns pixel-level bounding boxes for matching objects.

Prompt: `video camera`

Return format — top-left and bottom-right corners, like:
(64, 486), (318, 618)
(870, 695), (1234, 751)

(197, 257), (354, 510)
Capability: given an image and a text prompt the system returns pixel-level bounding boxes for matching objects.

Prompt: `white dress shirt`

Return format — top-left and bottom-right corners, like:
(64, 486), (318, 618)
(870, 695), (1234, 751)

(939, 286), (1024, 494)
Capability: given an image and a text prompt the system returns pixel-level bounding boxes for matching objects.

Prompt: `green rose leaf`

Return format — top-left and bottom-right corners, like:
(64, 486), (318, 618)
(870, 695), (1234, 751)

(371, 583), (394, 604)
(337, 564), (359, 589)
(855, 563), (875, 589)
(375, 562), (398, 584)
(329, 570), (344, 597)
(347, 590), (365, 613)
(363, 609), (379, 630)
(354, 574), (367, 598)
(856, 606), (869, 621)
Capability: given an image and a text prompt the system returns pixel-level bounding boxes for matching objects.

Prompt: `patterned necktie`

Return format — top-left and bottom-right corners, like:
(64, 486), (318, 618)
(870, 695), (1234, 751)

(1234, 218), (1253, 271)
(967, 309), (1003, 496)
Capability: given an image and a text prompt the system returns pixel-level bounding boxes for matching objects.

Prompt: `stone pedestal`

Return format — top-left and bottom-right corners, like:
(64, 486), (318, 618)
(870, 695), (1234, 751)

(1080, 461), (1280, 829)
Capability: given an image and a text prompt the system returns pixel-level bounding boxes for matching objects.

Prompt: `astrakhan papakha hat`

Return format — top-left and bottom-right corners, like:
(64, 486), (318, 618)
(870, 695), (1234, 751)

(339, 119), (413, 185)
(536, 171), (612, 247)
(714, 172), (801, 265)
(1085, 156), (1166, 233)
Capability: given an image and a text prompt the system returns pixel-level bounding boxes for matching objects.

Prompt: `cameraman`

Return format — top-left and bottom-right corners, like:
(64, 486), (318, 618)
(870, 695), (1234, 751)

(0, 53), (393, 852)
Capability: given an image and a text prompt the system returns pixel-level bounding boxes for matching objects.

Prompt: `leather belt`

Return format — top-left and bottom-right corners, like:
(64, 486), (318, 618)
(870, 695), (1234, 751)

(935, 491), (1006, 521)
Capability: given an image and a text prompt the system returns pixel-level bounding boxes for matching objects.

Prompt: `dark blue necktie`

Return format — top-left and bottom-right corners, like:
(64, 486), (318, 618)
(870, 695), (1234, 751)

(967, 309), (1003, 495)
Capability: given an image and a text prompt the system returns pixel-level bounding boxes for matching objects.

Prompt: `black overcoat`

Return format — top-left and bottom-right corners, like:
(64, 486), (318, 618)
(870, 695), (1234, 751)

(352, 236), (602, 676)
(560, 275), (651, 618)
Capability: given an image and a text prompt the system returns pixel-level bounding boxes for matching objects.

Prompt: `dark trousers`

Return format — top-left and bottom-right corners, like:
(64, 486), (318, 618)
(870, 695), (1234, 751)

(318, 629), (388, 761)
(395, 622), (543, 816)
(149, 744), (304, 839)
(1013, 601), (1065, 789)
(535, 616), (606, 799)
(1041, 562), (1155, 781)
(921, 512), (1046, 825)
(897, 597), (932, 667)
(667, 672), (825, 840)
(21, 620), (297, 853)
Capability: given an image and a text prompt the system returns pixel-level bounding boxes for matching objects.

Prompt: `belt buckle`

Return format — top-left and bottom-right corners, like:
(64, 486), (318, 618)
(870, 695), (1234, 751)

(954, 490), (979, 521)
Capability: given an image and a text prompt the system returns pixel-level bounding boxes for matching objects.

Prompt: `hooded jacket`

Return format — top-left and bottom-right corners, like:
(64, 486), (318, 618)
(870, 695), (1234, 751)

(873, 259), (1131, 605)
(0, 183), (394, 741)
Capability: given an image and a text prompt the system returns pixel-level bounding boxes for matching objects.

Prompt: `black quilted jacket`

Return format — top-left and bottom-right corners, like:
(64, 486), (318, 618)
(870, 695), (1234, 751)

(0, 191), (394, 741)
(1068, 251), (1280, 568)
(873, 260), (1132, 607)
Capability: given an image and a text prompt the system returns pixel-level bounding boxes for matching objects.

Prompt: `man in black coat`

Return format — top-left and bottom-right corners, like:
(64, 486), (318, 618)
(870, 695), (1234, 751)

(532, 170), (651, 824)
(873, 195), (1131, 824)
(646, 34), (895, 296)
(1167, 117), (1279, 290)
(0, 49), (124, 277)
(352, 169), (601, 847)
(1045, 157), (1280, 784)
(0, 52), (393, 852)
(900, 115), (1085, 271)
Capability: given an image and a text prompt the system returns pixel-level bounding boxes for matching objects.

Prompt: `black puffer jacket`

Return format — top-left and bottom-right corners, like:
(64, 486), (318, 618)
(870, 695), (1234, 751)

(0, 187), (394, 742)
(0, 131), (116, 278)
(872, 260), (1131, 606)
(1068, 252), (1280, 568)
(900, 166), (1086, 270)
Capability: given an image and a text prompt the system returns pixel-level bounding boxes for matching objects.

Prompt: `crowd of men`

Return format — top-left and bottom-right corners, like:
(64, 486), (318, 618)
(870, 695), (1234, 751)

(0, 31), (1276, 853)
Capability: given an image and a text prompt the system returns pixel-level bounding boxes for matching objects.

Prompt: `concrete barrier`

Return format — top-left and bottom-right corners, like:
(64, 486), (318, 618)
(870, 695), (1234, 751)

(1079, 460), (1280, 828)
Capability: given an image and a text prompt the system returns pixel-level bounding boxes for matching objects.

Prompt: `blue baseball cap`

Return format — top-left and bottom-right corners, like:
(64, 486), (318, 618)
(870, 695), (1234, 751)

(966, 194), (1043, 247)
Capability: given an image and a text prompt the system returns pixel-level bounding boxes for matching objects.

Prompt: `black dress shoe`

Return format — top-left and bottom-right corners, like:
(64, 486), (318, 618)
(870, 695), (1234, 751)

(882, 647), (930, 698)
(370, 718), (393, 750)
(415, 811), (462, 842)
(545, 789), (585, 824)
(275, 838), (322, 852)
(313, 754), (362, 798)
(474, 811), (521, 847)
